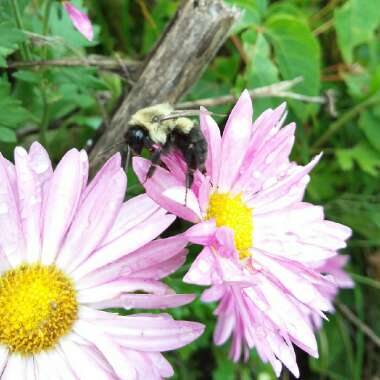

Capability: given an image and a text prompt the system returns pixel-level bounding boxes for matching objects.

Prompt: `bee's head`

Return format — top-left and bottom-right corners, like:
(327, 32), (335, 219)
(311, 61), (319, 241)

(125, 125), (149, 154)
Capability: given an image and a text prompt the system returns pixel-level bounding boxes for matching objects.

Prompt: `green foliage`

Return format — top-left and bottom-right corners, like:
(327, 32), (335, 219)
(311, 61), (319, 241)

(335, 0), (380, 64)
(1, 0), (380, 379)
(265, 14), (320, 119)
(0, 22), (27, 66)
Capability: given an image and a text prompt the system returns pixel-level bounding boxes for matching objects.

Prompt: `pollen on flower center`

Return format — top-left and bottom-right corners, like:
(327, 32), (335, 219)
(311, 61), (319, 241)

(0, 263), (78, 355)
(207, 192), (253, 260)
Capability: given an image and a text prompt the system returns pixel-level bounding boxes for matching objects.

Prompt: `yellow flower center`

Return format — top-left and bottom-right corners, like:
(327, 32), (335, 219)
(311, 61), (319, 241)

(207, 192), (253, 260)
(0, 263), (78, 355)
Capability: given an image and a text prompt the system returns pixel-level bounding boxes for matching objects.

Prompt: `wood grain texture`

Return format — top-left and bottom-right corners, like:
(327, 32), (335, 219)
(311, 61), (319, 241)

(89, 0), (239, 173)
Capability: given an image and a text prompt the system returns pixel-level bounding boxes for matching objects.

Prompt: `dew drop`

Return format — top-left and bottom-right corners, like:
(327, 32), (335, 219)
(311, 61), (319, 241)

(123, 265), (132, 276)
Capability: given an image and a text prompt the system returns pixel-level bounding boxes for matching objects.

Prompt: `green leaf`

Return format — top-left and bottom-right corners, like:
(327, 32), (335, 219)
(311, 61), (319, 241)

(359, 109), (380, 152)
(266, 2), (304, 19)
(0, 22), (26, 48)
(0, 22), (27, 67)
(213, 355), (235, 380)
(0, 78), (32, 129)
(336, 142), (380, 176)
(13, 70), (44, 84)
(336, 149), (354, 172)
(225, 0), (265, 34)
(0, 127), (17, 143)
(334, 0), (380, 64)
(241, 30), (280, 116)
(343, 72), (371, 100)
(264, 14), (321, 120)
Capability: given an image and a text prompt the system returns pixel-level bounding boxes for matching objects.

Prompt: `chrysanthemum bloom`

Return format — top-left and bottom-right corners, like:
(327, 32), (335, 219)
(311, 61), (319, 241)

(133, 91), (352, 377)
(0, 143), (204, 379)
(63, 2), (93, 41)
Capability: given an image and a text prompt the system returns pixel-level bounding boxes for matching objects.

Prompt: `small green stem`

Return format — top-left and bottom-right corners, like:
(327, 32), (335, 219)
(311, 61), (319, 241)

(42, 0), (53, 59)
(350, 272), (380, 290)
(10, 0), (31, 60)
(39, 88), (49, 146)
(312, 95), (380, 149)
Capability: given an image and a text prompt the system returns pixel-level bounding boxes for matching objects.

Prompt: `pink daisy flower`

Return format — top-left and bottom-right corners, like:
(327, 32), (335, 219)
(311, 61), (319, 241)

(63, 2), (94, 41)
(0, 143), (203, 379)
(133, 91), (352, 377)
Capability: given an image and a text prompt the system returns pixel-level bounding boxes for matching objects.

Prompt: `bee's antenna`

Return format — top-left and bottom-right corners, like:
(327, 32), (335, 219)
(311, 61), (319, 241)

(156, 109), (226, 123)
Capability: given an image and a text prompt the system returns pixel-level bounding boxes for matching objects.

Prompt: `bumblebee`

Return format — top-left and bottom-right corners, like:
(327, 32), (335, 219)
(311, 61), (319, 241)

(125, 104), (208, 190)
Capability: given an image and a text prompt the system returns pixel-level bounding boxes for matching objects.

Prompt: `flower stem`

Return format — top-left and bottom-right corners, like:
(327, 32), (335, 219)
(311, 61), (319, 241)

(349, 272), (380, 290)
(39, 87), (49, 146)
(312, 95), (380, 149)
(42, 0), (53, 59)
(10, 0), (31, 60)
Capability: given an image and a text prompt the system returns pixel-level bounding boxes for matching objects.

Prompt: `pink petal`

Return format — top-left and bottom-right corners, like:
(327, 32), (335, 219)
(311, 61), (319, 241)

(144, 352), (174, 378)
(317, 256), (354, 288)
(247, 103), (288, 163)
(214, 307), (235, 344)
(102, 194), (161, 244)
(100, 314), (205, 352)
(201, 285), (225, 302)
(88, 293), (195, 310)
(77, 279), (173, 304)
(162, 186), (201, 217)
(1, 353), (25, 380)
(130, 251), (187, 279)
(63, 2), (94, 41)
(160, 152), (187, 183)
(40, 149), (85, 265)
(253, 202), (350, 264)
(255, 251), (330, 311)
(82, 153), (121, 198)
(0, 154), (26, 267)
(79, 235), (187, 289)
(199, 107), (222, 185)
(249, 153), (323, 212)
(72, 211), (175, 281)
(249, 276), (318, 357)
(35, 348), (77, 380)
(56, 163), (126, 272)
(60, 337), (114, 380)
(133, 157), (200, 222)
(183, 246), (218, 285)
(184, 220), (216, 245)
(218, 90), (253, 191)
(14, 147), (43, 263)
(120, 349), (165, 379)
(74, 319), (137, 379)
(28, 142), (53, 186)
(28, 142), (53, 226)
(234, 123), (295, 193)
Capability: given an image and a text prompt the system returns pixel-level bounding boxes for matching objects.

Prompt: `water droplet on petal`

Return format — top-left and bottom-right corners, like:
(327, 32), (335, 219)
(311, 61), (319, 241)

(33, 160), (50, 174)
(123, 265), (132, 276)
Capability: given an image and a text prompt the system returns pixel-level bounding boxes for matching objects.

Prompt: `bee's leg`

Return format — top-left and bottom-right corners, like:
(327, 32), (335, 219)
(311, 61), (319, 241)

(121, 145), (131, 173)
(185, 168), (194, 205)
(144, 148), (162, 183)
